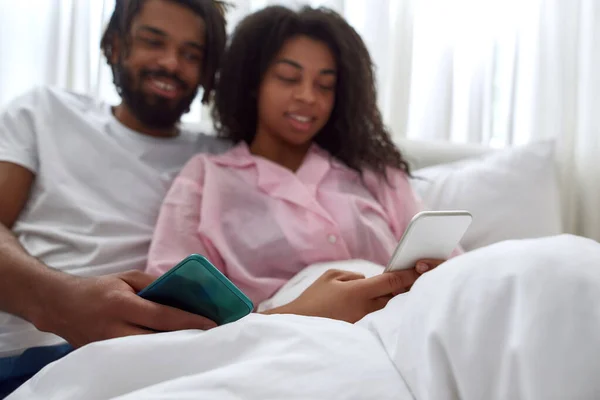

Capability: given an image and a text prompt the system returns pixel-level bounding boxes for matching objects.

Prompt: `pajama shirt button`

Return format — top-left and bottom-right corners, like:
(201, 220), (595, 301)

(328, 234), (337, 244)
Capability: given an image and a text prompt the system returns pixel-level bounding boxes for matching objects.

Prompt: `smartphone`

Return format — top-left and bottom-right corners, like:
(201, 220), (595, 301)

(384, 210), (472, 272)
(138, 254), (254, 325)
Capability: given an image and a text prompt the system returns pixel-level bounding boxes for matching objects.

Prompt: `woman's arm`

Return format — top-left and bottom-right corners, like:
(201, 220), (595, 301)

(146, 157), (225, 277)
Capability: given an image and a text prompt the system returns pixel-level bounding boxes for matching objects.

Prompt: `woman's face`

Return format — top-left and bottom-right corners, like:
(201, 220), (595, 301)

(255, 35), (337, 148)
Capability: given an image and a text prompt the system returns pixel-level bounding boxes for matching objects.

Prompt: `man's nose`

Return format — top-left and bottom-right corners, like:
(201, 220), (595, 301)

(156, 49), (180, 73)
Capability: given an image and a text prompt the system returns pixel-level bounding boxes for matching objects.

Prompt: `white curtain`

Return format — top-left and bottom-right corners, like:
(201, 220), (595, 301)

(0, 0), (598, 239)
(0, 0), (117, 106)
(535, 0), (600, 240)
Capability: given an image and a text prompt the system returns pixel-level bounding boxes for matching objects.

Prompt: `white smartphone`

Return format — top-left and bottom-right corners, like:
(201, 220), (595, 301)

(384, 210), (473, 272)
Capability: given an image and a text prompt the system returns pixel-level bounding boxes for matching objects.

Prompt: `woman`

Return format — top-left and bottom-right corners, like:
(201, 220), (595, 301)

(146, 5), (455, 308)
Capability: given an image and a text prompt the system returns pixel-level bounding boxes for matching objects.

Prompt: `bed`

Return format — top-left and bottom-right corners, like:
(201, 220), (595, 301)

(9, 138), (599, 400)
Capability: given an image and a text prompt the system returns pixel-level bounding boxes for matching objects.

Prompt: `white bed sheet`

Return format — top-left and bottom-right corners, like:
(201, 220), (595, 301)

(8, 315), (411, 400)
(8, 234), (600, 400)
(359, 234), (600, 399)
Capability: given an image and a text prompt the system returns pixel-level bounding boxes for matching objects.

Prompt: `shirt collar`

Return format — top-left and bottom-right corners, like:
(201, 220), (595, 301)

(210, 141), (255, 168)
(211, 141), (337, 222)
(211, 141), (333, 177)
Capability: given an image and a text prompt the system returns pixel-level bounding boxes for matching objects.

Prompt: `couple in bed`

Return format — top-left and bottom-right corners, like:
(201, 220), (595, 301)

(0, 0), (595, 398)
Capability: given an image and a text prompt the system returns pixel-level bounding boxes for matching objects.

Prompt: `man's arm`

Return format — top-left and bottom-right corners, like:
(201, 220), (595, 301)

(0, 222), (72, 327)
(0, 162), (218, 347)
(0, 161), (54, 324)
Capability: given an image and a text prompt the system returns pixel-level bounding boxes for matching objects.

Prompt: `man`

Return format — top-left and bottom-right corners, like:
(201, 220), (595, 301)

(0, 0), (426, 395)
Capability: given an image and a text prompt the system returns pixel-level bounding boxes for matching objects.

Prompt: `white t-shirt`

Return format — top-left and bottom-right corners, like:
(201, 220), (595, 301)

(0, 86), (231, 357)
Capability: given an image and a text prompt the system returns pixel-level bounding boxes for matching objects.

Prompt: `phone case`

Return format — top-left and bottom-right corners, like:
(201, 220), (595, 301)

(138, 254), (254, 325)
(384, 210), (472, 272)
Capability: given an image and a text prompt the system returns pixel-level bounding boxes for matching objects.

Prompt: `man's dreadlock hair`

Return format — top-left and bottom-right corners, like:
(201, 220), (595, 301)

(100, 0), (228, 104)
(212, 5), (411, 177)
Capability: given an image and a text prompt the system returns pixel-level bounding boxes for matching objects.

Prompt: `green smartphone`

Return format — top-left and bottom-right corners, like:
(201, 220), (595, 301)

(138, 254), (254, 325)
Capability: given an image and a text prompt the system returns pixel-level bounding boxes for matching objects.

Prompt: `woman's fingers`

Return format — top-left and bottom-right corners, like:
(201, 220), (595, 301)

(322, 269), (366, 281)
(416, 258), (445, 274)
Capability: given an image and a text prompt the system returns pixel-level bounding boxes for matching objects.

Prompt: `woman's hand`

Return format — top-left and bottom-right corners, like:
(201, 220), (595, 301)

(264, 268), (422, 323)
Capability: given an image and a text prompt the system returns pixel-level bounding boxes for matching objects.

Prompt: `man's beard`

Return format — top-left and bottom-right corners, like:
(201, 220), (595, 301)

(115, 63), (199, 129)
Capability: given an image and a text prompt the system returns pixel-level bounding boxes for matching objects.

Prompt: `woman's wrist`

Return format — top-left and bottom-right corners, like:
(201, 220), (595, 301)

(259, 300), (305, 316)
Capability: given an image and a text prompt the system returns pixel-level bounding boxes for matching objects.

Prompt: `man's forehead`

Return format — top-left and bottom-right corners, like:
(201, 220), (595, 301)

(131, 0), (206, 43)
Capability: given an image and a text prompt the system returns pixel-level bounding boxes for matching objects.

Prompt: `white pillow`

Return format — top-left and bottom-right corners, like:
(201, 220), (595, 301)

(410, 140), (563, 251)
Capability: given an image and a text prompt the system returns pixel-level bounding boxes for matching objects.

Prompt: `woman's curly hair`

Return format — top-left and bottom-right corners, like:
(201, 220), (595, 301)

(212, 5), (411, 177)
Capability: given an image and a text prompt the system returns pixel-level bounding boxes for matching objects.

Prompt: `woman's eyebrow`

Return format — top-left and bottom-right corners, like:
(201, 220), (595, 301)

(275, 58), (336, 75)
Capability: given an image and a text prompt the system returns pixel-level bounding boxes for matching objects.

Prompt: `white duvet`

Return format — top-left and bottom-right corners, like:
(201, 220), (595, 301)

(8, 234), (600, 400)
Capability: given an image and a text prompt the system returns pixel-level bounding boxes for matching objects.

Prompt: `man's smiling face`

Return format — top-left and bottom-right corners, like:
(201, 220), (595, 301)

(111, 0), (206, 129)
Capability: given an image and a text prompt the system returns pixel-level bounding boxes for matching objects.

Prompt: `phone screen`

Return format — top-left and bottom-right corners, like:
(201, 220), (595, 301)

(139, 256), (253, 325)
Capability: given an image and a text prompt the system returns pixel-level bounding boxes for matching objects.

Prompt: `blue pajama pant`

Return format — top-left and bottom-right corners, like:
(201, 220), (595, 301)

(0, 343), (73, 399)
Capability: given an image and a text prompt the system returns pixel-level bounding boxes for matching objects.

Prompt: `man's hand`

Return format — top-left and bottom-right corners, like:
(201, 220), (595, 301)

(32, 270), (217, 348)
(265, 266), (429, 324)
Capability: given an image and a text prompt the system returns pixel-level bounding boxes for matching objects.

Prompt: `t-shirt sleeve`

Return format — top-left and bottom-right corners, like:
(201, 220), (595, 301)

(0, 90), (40, 173)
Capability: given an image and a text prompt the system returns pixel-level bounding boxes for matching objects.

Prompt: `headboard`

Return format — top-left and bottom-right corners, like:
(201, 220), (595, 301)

(394, 138), (494, 170)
